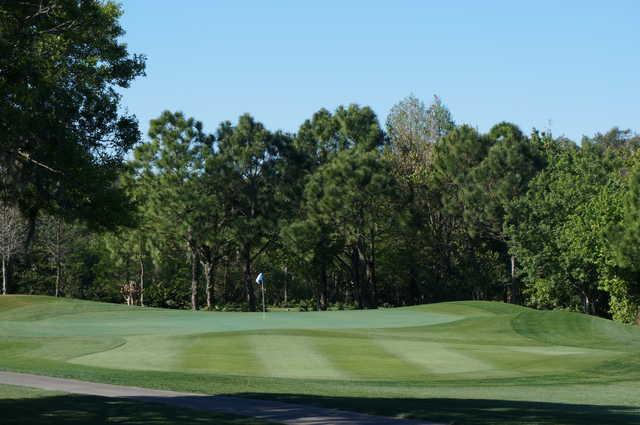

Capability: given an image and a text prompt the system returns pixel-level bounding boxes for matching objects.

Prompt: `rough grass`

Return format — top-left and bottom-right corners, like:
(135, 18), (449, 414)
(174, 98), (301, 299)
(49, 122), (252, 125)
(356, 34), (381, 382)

(1, 295), (639, 424)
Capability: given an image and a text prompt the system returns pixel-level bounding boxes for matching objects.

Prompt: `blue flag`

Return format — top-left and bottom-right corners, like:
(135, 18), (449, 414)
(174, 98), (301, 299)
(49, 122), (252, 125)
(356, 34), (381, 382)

(256, 272), (264, 285)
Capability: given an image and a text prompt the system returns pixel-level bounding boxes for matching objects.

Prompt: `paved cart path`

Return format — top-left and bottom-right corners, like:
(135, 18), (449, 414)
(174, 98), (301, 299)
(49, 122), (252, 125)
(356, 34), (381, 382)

(0, 371), (441, 425)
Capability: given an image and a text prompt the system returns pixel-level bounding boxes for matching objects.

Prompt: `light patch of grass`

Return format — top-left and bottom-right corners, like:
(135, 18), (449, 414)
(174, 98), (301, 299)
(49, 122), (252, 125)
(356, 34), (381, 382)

(71, 335), (183, 372)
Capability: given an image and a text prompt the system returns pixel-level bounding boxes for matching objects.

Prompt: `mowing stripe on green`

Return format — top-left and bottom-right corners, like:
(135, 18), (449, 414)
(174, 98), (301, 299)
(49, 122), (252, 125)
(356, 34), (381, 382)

(375, 339), (493, 375)
(248, 334), (346, 379)
(311, 335), (421, 380)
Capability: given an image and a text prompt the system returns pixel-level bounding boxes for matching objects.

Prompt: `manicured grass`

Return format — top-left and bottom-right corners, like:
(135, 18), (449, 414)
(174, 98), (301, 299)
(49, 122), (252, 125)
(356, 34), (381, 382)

(0, 384), (270, 424)
(1, 295), (639, 424)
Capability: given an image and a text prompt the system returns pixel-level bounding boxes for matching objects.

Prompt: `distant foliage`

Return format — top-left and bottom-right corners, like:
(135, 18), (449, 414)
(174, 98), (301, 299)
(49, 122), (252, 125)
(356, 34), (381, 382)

(2, 71), (640, 323)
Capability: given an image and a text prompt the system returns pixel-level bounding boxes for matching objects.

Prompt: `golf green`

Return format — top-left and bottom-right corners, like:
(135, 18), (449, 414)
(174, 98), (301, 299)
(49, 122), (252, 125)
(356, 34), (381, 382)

(1, 295), (639, 424)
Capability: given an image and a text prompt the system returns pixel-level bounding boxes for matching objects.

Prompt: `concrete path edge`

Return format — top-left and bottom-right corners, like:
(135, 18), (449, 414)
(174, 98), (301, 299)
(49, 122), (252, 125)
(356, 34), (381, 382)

(0, 371), (442, 425)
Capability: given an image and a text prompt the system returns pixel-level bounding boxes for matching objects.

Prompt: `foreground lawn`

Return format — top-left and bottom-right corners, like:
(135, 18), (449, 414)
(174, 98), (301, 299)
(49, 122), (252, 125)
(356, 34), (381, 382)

(1, 295), (639, 424)
(0, 384), (269, 425)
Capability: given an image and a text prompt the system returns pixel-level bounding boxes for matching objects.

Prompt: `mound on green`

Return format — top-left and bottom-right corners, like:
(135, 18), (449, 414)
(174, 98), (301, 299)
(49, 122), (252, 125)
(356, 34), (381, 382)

(1, 295), (639, 425)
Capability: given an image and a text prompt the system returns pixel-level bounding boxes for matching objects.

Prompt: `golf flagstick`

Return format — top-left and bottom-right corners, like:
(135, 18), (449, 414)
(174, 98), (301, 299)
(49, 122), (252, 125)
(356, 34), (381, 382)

(256, 272), (266, 319)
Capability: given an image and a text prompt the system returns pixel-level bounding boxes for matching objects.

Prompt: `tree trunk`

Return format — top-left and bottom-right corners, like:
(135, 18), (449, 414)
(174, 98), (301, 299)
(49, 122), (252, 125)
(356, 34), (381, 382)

(125, 257), (131, 290)
(223, 257), (229, 304)
(582, 292), (597, 315)
(55, 219), (61, 297)
(190, 245), (198, 311)
(583, 294), (590, 315)
(352, 246), (364, 309)
(367, 260), (377, 308)
(364, 259), (374, 309)
(334, 271), (339, 305)
(243, 244), (256, 311)
(283, 267), (288, 306)
(2, 255), (6, 295)
(203, 261), (214, 310)
(319, 266), (328, 310)
(510, 255), (518, 304)
(55, 262), (60, 298)
(368, 228), (377, 308)
(139, 254), (145, 307)
(358, 241), (371, 309)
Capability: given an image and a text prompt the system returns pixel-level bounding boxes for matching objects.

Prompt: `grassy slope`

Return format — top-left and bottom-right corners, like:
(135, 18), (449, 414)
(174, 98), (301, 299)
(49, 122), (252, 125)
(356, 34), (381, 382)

(1, 295), (639, 424)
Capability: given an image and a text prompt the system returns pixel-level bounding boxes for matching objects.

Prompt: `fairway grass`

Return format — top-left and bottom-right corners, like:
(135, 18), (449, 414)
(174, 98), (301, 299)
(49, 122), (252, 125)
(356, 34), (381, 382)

(1, 296), (639, 424)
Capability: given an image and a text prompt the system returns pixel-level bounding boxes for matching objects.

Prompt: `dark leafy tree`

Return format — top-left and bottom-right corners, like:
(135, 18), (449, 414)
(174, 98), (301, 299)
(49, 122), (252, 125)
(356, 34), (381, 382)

(303, 148), (398, 308)
(0, 1), (145, 240)
(463, 123), (545, 302)
(217, 114), (293, 311)
(132, 111), (212, 310)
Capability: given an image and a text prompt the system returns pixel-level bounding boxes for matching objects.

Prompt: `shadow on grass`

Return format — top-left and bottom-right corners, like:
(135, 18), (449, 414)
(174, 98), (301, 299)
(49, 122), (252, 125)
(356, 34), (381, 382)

(0, 394), (267, 425)
(2, 392), (639, 425)
(237, 393), (640, 425)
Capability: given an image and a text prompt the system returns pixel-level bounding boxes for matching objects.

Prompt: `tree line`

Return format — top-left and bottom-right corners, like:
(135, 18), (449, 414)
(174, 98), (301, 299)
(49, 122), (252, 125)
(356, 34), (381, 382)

(1, 1), (639, 323)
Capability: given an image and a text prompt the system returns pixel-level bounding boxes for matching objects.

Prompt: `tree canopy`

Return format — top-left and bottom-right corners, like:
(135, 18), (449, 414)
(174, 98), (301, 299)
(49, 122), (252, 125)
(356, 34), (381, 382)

(0, 0), (145, 239)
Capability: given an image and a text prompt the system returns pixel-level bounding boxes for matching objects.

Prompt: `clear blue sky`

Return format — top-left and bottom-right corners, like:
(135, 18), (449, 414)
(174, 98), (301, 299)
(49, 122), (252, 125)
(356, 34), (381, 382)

(118, 0), (639, 142)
